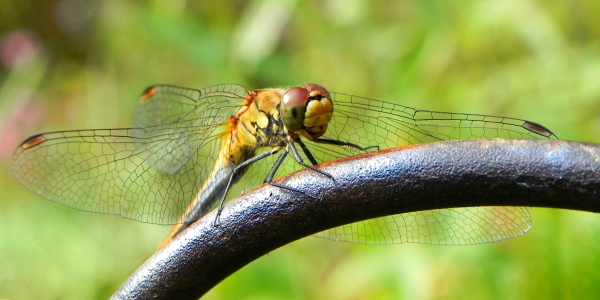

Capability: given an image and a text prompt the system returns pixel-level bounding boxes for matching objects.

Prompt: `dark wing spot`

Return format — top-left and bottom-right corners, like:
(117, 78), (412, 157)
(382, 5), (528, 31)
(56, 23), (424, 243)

(139, 86), (156, 102)
(522, 121), (555, 138)
(20, 134), (47, 150)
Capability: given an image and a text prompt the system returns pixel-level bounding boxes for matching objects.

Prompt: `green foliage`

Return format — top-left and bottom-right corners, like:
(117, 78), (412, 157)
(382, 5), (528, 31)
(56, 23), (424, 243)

(1, 0), (599, 299)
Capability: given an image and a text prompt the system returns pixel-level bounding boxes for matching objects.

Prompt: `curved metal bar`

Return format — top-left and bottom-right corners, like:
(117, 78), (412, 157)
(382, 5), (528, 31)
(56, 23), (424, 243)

(111, 139), (600, 300)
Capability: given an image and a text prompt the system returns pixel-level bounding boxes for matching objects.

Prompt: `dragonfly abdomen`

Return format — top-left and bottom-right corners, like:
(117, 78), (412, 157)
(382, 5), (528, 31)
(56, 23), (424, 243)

(158, 133), (255, 248)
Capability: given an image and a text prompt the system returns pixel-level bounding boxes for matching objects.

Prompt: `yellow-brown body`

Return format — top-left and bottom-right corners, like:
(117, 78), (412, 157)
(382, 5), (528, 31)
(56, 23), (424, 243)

(159, 88), (334, 248)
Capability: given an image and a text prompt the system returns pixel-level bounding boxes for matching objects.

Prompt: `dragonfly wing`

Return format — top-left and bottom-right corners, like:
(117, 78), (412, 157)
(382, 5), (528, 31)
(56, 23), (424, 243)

(327, 92), (557, 151)
(306, 92), (555, 244)
(315, 207), (532, 245)
(12, 84), (248, 224)
(12, 129), (208, 224)
(131, 84), (250, 175)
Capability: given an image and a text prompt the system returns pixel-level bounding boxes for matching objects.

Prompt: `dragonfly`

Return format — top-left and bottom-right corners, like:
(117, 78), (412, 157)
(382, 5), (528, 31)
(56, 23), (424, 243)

(12, 83), (557, 249)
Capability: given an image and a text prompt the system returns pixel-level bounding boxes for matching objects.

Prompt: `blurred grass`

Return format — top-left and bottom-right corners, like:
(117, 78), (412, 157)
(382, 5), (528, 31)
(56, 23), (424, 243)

(1, 0), (599, 299)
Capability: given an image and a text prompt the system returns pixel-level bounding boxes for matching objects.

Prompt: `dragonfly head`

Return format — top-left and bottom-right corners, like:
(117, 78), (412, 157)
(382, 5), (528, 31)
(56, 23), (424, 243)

(281, 84), (333, 140)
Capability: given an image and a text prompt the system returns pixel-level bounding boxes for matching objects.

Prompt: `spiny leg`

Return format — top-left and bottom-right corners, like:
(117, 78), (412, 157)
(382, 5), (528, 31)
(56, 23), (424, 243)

(213, 147), (282, 225)
(264, 148), (289, 183)
(313, 137), (379, 151)
(268, 137), (377, 193)
(294, 138), (319, 166)
(287, 140), (333, 179)
(264, 146), (321, 200)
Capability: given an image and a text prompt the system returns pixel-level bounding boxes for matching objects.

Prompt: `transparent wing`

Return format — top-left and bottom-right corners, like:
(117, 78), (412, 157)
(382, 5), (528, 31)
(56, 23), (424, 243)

(12, 84), (249, 224)
(315, 207), (532, 245)
(279, 92), (556, 245)
(325, 92), (557, 155)
(131, 84), (250, 175)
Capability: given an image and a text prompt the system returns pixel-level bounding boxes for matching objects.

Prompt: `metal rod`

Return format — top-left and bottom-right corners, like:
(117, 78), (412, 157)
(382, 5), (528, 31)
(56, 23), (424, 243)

(111, 139), (600, 300)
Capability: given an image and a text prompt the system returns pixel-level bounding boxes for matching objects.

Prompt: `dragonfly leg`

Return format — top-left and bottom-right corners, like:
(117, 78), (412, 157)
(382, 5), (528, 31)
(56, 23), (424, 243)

(264, 148), (320, 200)
(287, 141), (333, 179)
(294, 138), (319, 166)
(213, 147), (282, 225)
(313, 138), (379, 151)
(264, 149), (289, 183)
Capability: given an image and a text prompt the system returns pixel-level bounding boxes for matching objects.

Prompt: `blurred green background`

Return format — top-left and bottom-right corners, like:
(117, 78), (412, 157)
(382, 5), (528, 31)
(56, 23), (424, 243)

(1, 0), (600, 299)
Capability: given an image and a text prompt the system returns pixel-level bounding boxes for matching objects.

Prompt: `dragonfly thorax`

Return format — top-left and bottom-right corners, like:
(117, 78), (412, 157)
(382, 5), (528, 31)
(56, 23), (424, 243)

(235, 89), (288, 148)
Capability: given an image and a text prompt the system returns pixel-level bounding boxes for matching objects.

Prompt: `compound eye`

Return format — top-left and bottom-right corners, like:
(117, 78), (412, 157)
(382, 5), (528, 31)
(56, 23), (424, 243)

(281, 87), (309, 132)
(282, 87), (309, 107)
(305, 84), (329, 99)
